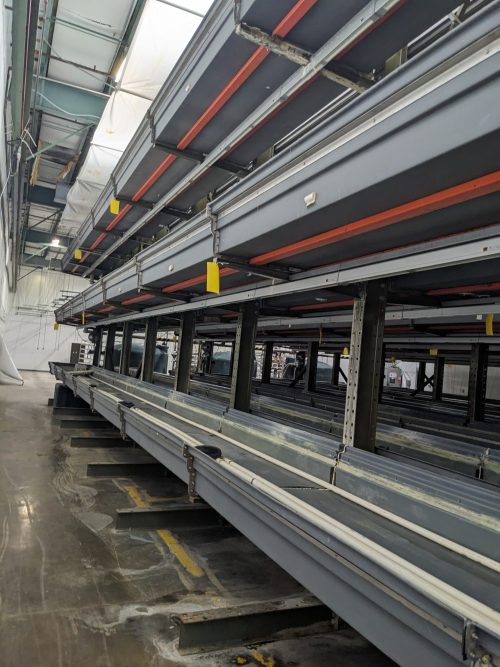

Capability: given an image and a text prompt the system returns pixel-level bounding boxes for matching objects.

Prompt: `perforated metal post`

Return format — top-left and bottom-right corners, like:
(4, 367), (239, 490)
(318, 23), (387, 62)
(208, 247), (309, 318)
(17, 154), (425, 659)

(305, 341), (319, 392)
(92, 328), (102, 367)
(432, 357), (445, 401)
(175, 312), (196, 393)
(261, 341), (274, 384)
(103, 325), (117, 371)
(343, 282), (387, 451)
(467, 343), (488, 422)
(119, 322), (133, 376)
(141, 317), (158, 383)
(230, 302), (259, 412)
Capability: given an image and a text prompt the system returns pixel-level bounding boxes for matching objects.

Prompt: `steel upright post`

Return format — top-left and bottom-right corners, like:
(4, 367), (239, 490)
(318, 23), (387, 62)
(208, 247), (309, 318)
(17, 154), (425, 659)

(343, 282), (387, 452)
(467, 343), (488, 422)
(119, 322), (133, 376)
(103, 325), (117, 371)
(230, 302), (259, 412)
(141, 318), (158, 383)
(175, 312), (196, 393)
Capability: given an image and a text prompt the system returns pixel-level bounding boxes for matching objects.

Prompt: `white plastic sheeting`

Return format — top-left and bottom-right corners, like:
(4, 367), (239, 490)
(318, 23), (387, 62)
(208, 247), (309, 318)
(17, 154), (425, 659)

(4, 268), (88, 372)
(59, 0), (210, 236)
(0, 335), (23, 385)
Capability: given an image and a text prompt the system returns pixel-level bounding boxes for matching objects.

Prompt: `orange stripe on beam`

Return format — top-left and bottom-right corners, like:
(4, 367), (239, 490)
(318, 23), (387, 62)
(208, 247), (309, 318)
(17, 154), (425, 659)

(290, 299), (354, 311)
(428, 281), (500, 296)
(121, 293), (155, 305)
(98, 305), (115, 314)
(162, 267), (237, 293)
(251, 170), (500, 266)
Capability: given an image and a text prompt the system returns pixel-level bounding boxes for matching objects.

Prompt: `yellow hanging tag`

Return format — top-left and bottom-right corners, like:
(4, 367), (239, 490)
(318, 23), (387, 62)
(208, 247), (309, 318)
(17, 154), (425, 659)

(82, 311), (86, 325)
(342, 346), (349, 357)
(486, 313), (494, 336)
(74, 248), (83, 260)
(206, 261), (220, 294)
(430, 347), (438, 356)
(53, 322), (59, 331)
(110, 198), (120, 215)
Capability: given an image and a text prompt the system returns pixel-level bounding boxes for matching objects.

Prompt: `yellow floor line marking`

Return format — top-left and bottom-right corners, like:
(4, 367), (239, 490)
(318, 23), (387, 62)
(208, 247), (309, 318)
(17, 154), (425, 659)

(123, 485), (148, 508)
(157, 529), (204, 577)
(122, 485), (203, 578)
(252, 651), (275, 667)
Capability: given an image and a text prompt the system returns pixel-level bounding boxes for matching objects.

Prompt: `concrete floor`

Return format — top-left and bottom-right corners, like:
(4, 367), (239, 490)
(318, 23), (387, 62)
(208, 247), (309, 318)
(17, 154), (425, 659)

(0, 371), (396, 667)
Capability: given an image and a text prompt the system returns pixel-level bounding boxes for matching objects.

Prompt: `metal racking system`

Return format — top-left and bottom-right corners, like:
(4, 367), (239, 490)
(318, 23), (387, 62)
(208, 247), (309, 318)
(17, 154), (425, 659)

(52, 1), (500, 665)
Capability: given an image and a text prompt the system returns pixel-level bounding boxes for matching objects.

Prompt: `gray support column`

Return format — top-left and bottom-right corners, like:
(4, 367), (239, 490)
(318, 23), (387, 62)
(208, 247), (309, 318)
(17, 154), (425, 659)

(200, 341), (213, 375)
(230, 302), (259, 412)
(379, 343), (386, 400)
(416, 361), (426, 392)
(467, 343), (488, 422)
(175, 312), (196, 393)
(92, 328), (102, 367)
(305, 341), (319, 392)
(119, 322), (133, 376)
(103, 325), (117, 371)
(331, 353), (340, 386)
(261, 341), (274, 384)
(343, 282), (387, 452)
(141, 318), (158, 384)
(432, 357), (445, 402)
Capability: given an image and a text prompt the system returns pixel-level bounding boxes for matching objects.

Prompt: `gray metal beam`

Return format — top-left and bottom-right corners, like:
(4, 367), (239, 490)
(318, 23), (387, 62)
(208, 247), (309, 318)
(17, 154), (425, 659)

(175, 312), (195, 393)
(467, 343), (488, 422)
(343, 282), (387, 452)
(230, 302), (259, 412)
(141, 318), (158, 383)
(119, 322), (133, 376)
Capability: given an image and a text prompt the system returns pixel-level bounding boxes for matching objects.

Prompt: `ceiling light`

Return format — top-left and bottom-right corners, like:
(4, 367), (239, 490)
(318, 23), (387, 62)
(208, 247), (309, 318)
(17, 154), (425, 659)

(51, 238), (60, 247)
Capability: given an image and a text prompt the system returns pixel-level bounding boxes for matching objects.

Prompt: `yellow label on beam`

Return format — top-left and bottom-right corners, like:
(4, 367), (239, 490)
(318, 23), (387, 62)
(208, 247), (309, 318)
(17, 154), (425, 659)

(53, 322), (59, 331)
(82, 311), (85, 325)
(342, 346), (349, 357)
(206, 261), (220, 294)
(74, 248), (82, 260)
(110, 198), (120, 215)
(486, 313), (494, 336)
(429, 347), (438, 356)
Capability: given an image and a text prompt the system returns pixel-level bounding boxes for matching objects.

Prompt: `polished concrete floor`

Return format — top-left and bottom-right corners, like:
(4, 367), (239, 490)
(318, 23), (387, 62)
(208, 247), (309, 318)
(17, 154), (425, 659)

(0, 372), (396, 666)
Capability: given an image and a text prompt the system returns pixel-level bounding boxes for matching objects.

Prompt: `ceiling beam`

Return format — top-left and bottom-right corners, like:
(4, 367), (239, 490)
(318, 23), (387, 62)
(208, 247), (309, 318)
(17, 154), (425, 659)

(28, 184), (65, 209)
(32, 76), (109, 124)
(24, 228), (73, 245)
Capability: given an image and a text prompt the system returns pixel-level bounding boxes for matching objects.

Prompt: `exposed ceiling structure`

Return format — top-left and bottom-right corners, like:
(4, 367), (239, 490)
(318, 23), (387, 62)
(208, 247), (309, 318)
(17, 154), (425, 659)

(9, 0), (212, 282)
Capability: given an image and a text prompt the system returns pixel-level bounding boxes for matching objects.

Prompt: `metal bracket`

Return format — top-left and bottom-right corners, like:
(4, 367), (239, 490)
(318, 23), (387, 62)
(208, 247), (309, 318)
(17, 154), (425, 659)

(88, 384), (97, 413)
(117, 401), (134, 440)
(147, 108), (156, 144)
(235, 22), (370, 94)
(135, 257), (143, 291)
(155, 138), (250, 176)
(207, 203), (220, 257)
(217, 254), (291, 281)
(183, 444), (198, 501)
(462, 620), (493, 664)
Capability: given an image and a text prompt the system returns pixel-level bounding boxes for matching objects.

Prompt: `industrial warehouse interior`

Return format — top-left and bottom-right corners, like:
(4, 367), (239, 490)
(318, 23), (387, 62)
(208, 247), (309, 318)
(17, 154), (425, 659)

(0, 0), (499, 665)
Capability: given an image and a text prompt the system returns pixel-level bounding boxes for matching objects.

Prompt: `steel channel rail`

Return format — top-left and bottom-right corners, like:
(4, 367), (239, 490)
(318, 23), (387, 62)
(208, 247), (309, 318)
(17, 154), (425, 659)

(52, 363), (500, 666)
